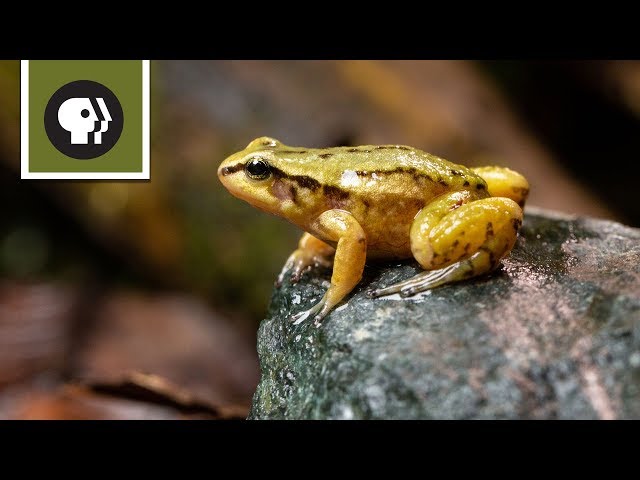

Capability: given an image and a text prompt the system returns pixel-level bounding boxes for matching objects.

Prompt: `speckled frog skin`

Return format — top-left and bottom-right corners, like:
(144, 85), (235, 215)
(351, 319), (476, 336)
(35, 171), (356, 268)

(219, 137), (529, 324)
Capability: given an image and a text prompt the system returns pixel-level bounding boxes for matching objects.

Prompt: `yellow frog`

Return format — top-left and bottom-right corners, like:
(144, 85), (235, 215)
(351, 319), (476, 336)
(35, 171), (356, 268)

(218, 137), (529, 325)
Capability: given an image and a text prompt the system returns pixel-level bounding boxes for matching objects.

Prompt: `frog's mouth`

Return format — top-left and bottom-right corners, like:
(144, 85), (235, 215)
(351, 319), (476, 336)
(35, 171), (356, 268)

(228, 186), (279, 214)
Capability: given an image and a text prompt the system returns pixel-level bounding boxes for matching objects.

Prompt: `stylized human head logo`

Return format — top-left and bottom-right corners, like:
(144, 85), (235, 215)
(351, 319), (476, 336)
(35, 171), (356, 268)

(57, 97), (110, 145)
(44, 80), (123, 159)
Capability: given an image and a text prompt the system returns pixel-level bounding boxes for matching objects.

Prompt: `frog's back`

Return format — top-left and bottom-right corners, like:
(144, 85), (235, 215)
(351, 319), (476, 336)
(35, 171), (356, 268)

(271, 144), (487, 200)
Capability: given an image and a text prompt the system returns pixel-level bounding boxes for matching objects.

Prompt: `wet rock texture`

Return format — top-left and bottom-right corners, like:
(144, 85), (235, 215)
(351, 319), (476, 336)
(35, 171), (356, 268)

(249, 208), (640, 419)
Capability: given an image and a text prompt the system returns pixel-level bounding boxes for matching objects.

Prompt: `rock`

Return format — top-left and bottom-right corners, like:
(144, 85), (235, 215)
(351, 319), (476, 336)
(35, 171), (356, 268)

(249, 207), (640, 419)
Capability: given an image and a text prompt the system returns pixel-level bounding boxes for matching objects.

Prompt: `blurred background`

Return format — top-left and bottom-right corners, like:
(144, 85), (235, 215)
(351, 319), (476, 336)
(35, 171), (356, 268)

(0, 60), (638, 419)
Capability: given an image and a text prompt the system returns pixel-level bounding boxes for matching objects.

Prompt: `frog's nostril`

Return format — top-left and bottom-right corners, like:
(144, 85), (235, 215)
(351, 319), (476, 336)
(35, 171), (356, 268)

(218, 163), (245, 177)
(219, 166), (232, 177)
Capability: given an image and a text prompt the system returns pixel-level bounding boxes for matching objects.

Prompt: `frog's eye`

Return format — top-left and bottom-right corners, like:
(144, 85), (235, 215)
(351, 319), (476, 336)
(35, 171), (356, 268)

(245, 158), (271, 180)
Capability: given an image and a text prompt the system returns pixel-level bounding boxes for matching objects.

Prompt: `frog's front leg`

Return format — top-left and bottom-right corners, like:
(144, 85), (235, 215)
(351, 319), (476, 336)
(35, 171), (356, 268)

(291, 210), (366, 325)
(368, 193), (522, 298)
(276, 232), (336, 287)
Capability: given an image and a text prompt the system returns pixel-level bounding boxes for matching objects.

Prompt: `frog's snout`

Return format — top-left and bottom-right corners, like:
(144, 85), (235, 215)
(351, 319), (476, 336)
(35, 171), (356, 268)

(218, 163), (243, 179)
(217, 165), (228, 185)
(218, 165), (231, 178)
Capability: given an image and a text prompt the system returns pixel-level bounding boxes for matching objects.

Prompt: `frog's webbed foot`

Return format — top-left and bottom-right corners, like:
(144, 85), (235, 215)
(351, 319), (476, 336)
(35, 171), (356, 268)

(290, 293), (331, 327)
(366, 251), (484, 298)
(275, 233), (335, 287)
(275, 254), (324, 287)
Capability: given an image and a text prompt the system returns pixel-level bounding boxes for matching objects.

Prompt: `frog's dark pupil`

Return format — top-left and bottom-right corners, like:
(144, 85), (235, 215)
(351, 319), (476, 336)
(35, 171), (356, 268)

(246, 159), (270, 180)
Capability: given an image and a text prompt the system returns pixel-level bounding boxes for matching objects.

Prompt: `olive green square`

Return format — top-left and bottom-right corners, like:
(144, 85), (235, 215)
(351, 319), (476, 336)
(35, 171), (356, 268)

(28, 60), (143, 173)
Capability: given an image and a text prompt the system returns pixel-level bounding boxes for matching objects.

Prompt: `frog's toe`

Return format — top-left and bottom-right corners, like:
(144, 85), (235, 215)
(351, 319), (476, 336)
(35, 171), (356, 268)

(291, 309), (312, 325)
(367, 282), (420, 299)
(290, 265), (313, 284)
(289, 274), (300, 284)
(275, 261), (309, 287)
(275, 271), (292, 287)
(398, 268), (454, 297)
(366, 286), (391, 298)
(291, 302), (322, 325)
(365, 288), (381, 298)
(290, 295), (333, 326)
(400, 285), (425, 297)
(276, 257), (296, 287)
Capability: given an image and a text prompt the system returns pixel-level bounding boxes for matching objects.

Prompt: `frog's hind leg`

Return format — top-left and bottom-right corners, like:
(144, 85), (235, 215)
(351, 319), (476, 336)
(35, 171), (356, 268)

(368, 250), (492, 298)
(367, 194), (523, 298)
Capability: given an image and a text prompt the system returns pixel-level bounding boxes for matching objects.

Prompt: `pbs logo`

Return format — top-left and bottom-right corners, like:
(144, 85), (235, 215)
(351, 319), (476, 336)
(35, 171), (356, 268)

(44, 80), (124, 159)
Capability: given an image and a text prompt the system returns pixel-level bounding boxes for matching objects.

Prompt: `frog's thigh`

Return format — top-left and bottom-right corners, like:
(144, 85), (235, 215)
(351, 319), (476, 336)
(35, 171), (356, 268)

(370, 197), (522, 298)
(471, 166), (530, 208)
(277, 232), (335, 286)
(408, 190), (475, 269)
(292, 210), (366, 324)
(412, 196), (522, 270)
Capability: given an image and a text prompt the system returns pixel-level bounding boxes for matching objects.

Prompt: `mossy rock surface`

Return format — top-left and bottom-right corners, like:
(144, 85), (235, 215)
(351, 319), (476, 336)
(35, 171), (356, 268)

(249, 208), (640, 419)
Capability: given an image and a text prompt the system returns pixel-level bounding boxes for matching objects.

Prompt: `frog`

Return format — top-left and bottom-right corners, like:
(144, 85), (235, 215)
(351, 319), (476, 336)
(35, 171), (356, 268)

(218, 137), (529, 325)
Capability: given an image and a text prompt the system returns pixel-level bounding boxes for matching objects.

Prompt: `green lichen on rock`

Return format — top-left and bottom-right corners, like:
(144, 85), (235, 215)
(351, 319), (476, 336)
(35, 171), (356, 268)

(249, 208), (640, 419)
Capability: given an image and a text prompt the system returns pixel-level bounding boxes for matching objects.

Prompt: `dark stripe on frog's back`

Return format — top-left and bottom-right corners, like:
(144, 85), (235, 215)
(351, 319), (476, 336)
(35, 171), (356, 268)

(270, 166), (321, 191)
(269, 145), (485, 192)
